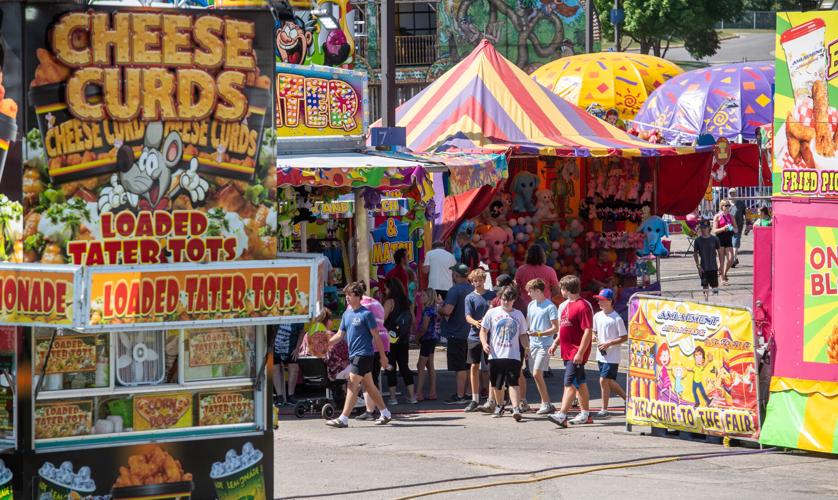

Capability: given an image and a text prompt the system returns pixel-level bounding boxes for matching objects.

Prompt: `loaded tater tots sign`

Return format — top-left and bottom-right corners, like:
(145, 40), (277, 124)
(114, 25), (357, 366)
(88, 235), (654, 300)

(22, 6), (276, 267)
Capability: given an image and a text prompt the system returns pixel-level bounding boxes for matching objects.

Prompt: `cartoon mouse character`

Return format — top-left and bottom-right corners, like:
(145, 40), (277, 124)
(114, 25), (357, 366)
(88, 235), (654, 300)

(99, 122), (208, 212)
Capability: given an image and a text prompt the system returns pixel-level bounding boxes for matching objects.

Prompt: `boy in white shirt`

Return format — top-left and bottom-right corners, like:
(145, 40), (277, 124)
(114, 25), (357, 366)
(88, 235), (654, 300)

(592, 288), (627, 418)
(479, 286), (530, 421)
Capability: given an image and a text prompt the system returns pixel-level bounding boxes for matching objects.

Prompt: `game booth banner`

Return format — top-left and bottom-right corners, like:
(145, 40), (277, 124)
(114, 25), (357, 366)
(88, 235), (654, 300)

(759, 201), (838, 454)
(275, 62), (368, 150)
(21, 4), (277, 267)
(626, 295), (760, 440)
(774, 11), (838, 198)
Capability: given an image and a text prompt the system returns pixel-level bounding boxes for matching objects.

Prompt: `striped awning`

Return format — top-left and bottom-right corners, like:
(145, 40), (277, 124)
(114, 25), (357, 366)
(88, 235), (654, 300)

(389, 40), (699, 158)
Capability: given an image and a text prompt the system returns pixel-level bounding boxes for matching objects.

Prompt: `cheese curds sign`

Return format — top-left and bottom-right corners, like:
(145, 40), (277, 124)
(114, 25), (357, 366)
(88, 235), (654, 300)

(21, 5), (277, 268)
(84, 261), (313, 328)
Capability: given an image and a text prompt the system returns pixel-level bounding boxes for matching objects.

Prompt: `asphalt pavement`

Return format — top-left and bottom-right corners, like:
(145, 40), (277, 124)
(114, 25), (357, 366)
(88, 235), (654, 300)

(274, 234), (837, 499)
(664, 32), (775, 65)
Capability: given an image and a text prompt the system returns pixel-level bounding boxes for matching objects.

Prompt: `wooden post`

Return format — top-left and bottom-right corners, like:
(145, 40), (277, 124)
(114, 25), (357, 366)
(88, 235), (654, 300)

(354, 190), (371, 289)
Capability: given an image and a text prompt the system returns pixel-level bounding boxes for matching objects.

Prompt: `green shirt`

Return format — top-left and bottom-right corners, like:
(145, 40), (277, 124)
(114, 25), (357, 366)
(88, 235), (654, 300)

(754, 218), (771, 227)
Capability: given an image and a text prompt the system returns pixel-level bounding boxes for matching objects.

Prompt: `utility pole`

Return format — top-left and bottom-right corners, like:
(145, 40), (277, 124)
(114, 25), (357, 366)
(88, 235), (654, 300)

(585, 0), (594, 53)
(614, 0), (622, 51)
(381, 0), (396, 127)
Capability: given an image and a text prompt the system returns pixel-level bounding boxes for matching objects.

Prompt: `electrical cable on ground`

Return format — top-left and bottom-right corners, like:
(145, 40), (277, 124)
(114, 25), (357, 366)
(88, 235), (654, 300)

(393, 448), (780, 500)
(281, 448), (779, 499)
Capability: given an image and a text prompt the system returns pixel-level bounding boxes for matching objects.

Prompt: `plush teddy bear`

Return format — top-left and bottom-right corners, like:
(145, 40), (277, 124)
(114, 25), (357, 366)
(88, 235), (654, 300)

(640, 182), (654, 204)
(481, 226), (512, 263)
(534, 189), (557, 220)
(512, 171), (539, 213)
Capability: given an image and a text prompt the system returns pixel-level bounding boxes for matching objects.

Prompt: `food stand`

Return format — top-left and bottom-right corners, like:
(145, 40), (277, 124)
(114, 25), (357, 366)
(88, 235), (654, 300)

(0, 2), (326, 497)
(759, 11), (838, 454)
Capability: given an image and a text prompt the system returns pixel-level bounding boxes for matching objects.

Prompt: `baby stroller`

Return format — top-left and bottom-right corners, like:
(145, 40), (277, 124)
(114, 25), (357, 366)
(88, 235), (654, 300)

(293, 356), (348, 419)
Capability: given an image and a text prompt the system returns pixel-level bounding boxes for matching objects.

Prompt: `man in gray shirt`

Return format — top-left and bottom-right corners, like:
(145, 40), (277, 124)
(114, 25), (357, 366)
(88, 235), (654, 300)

(693, 220), (723, 300)
(728, 188), (747, 267)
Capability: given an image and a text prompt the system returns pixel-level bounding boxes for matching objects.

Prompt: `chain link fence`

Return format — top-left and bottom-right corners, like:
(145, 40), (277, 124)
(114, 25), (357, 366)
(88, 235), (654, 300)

(715, 11), (776, 31)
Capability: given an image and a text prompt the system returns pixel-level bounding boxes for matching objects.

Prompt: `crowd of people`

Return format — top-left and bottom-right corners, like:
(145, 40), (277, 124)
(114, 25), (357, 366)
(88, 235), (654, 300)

(290, 236), (630, 428)
(274, 198), (770, 427)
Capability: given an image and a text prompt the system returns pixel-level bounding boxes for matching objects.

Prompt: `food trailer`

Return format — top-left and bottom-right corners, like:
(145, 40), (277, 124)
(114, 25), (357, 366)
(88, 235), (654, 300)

(0, 2), (320, 497)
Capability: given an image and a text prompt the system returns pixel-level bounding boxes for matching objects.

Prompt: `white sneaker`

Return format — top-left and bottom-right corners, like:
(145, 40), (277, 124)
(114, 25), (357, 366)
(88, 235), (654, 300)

(596, 409), (609, 418)
(536, 403), (554, 415)
(569, 412), (593, 425)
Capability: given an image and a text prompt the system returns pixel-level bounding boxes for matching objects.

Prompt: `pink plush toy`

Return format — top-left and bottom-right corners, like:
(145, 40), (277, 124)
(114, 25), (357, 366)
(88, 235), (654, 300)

(483, 226), (513, 263)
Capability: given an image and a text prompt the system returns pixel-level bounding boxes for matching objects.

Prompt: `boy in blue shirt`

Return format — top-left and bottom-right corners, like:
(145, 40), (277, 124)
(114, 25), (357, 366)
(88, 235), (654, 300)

(525, 279), (560, 415)
(326, 282), (391, 428)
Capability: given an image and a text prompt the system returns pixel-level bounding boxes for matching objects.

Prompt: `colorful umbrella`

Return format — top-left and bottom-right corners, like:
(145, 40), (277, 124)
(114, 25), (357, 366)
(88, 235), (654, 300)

(633, 62), (774, 144)
(531, 52), (683, 121)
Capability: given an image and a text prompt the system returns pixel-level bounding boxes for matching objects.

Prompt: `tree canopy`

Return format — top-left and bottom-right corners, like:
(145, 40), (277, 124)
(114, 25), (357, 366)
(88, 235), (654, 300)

(595, 0), (746, 59)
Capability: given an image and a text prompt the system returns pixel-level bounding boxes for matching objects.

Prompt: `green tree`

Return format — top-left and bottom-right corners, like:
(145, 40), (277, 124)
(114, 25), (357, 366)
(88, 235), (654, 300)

(595, 0), (745, 59)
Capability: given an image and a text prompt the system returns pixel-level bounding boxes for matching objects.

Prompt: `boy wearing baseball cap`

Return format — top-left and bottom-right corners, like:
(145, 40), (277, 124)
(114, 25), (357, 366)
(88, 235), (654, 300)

(694, 219), (722, 300)
(592, 289), (627, 418)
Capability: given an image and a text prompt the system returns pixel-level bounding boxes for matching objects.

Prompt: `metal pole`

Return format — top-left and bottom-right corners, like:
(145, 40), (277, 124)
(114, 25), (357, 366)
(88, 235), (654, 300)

(614, 0), (622, 52)
(381, 0), (396, 127)
(354, 191), (371, 289)
(586, 0), (594, 53)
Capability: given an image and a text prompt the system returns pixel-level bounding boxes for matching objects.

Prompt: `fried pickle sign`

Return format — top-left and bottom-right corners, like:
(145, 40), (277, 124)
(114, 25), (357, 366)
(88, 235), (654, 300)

(23, 6), (276, 267)
(84, 261), (313, 328)
(774, 12), (838, 197)
(275, 63), (367, 142)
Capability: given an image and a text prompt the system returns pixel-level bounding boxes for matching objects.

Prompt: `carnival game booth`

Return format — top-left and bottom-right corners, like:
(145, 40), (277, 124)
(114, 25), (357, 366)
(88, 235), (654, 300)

(632, 63), (774, 196)
(388, 40), (713, 312)
(274, 62), (507, 308)
(0, 1), (327, 496)
(758, 11), (838, 455)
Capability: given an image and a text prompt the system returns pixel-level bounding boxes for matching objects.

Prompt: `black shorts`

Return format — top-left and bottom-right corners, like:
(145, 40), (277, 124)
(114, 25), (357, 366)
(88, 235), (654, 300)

(419, 340), (437, 357)
(446, 338), (468, 372)
(489, 358), (522, 389)
(717, 231), (733, 248)
(700, 270), (719, 289)
(350, 355), (375, 376)
(466, 340), (486, 365)
(563, 360), (587, 386)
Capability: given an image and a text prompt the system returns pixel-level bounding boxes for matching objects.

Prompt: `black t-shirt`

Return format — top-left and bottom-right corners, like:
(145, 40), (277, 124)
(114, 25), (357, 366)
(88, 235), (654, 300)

(461, 244), (480, 270)
(694, 235), (721, 272)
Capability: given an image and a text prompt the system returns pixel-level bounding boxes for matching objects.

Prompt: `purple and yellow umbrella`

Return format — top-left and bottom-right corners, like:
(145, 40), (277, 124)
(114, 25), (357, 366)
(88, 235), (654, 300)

(633, 62), (774, 144)
(531, 52), (683, 121)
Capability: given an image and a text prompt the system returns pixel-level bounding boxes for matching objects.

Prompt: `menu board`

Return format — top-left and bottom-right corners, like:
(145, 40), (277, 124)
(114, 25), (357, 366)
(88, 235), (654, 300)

(133, 392), (193, 431)
(35, 400), (93, 439)
(187, 330), (247, 367)
(198, 390), (254, 426)
(21, 5), (277, 267)
(35, 335), (97, 374)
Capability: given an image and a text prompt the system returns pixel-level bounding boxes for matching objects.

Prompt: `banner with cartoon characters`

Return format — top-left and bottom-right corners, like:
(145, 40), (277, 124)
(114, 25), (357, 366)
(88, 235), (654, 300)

(626, 295), (760, 439)
(774, 12), (838, 198)
(21, 4), (276, 267)
(275, 0), (356, 68)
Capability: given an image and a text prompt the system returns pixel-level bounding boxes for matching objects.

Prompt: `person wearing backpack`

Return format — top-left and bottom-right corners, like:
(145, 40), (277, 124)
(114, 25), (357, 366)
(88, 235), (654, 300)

(383, 278), (417, 404)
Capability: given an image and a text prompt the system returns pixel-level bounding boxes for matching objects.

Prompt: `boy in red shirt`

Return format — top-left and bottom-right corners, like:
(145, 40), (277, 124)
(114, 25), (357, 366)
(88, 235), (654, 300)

(547, 275), (594, 427)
